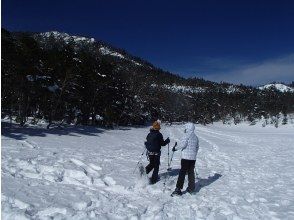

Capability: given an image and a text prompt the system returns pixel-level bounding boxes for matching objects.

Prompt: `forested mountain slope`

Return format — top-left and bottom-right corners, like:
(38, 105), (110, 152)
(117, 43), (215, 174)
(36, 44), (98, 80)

(2, 28), (294, 127)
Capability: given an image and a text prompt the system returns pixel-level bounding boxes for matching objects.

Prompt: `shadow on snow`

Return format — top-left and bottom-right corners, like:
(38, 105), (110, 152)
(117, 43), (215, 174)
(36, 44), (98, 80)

(160, 169), (222, 193)
(194, 173), (222, 193)
(160, 168), (181, 177)
(1, 122), (105, 140)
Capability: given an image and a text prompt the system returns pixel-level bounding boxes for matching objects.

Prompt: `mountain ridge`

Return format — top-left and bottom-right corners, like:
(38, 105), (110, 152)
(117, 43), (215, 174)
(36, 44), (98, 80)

(258, 83), (294, 93)
(2, 28), (294, 126)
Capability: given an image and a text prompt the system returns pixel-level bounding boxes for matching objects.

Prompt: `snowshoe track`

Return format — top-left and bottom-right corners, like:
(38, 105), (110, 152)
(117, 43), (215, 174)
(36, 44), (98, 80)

(2, 123), (294, 219)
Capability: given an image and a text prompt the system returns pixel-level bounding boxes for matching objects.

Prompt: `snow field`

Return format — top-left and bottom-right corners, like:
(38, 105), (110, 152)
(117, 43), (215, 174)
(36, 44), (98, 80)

(1, 121), (294, 219)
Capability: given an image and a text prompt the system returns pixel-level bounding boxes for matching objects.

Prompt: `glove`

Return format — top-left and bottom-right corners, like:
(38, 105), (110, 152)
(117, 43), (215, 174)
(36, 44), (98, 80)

(172, 142), (177, 151)
(166, 137), (170, 144)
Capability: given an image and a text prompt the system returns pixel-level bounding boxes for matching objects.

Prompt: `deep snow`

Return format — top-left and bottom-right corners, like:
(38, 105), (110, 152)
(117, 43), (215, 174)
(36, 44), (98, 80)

(1, 121), (294, 219)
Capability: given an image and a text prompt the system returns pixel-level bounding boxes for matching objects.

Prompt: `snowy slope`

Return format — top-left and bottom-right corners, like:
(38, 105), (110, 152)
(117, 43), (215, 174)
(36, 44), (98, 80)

(258, 83), (294, 92)
(2, 121), (294, 219)
(151, 84), (244, 94)
(99, 46), (142, 66)
(35, 31), (143, 66)
(38, 31), (96, 44)
(151, 84), (206, 94)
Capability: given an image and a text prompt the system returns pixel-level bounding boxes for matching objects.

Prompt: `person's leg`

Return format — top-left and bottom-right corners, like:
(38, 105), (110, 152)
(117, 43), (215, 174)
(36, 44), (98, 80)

(176, 159), (189, 189)
(187, 160), (196, 191)
(151, 155), (160, 183)
(145, 155), (154, 174)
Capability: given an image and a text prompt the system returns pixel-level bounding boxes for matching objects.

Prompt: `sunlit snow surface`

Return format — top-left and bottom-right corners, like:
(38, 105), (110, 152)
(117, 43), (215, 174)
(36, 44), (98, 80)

(258, 83), (294, 93)
(39, 31), (95, 44)
(99, 46), (142, 66)
(2, 121), (294, 219)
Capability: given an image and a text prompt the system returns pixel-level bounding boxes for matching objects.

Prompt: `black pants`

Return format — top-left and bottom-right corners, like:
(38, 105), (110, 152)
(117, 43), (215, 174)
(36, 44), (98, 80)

(145, 155), (160, 183)
(176, 159), (196, 190)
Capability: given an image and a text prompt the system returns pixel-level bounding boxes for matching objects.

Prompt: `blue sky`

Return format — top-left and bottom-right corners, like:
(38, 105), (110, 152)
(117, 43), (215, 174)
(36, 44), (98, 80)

(2, 0), (294, 85)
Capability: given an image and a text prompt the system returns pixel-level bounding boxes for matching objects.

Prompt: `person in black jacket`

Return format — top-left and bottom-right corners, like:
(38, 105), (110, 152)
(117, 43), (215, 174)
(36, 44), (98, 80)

(145, 121), (170, 184)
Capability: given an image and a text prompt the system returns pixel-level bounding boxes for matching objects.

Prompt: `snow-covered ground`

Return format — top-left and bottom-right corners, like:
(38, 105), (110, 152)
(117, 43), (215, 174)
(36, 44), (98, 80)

(2, 121), (294, 219)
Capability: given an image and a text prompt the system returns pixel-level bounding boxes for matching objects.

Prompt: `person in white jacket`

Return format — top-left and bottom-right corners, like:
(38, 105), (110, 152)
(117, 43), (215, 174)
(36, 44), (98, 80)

(172, 122), (199, 196)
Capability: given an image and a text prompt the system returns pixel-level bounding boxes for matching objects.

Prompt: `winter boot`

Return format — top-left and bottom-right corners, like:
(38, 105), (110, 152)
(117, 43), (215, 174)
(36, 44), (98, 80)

(171, 188), (182, 196)
(186, 187), (195, 194)
(149, 177), (160, 185)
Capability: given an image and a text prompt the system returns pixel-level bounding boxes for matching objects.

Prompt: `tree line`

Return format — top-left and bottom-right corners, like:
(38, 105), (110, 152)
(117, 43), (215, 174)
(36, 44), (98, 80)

(2, 29), (294, 128)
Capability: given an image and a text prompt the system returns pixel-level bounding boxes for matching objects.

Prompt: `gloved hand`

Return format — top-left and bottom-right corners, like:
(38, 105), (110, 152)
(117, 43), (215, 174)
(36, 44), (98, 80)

(172, 142), (177, 151)
(166, 137), (170, 144)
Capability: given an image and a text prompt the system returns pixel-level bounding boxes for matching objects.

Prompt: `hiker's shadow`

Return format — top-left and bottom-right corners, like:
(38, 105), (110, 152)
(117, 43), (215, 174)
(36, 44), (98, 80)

(194, 173), (222, 193)
(160, 170), (222, 193)
(160, 168), (180, 178)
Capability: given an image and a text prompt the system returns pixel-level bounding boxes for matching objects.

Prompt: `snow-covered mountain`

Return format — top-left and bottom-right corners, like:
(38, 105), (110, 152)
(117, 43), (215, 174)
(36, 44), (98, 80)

(258, 83), (294, 93)
(34, 31), (147, 67)
(2, 28), (294, 126)
(38, 31), (96, 44)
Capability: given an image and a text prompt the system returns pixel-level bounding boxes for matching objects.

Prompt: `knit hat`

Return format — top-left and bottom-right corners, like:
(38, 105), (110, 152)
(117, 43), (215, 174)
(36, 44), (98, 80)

(152, 121), (161, 130)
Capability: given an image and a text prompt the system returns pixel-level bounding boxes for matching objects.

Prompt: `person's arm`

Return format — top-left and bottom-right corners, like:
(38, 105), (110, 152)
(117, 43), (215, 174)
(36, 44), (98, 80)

(159, 133), (170, 146)
(173, 136), (188, 151)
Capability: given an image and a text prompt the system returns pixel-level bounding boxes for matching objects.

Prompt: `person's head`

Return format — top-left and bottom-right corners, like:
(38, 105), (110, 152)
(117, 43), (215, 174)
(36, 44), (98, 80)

(184, 122), (195, 133)
(152, 121), (161, 130)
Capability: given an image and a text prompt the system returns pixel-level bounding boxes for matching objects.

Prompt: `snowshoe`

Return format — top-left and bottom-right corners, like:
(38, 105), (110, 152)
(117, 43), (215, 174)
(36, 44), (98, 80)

(171, 188), (182, 197)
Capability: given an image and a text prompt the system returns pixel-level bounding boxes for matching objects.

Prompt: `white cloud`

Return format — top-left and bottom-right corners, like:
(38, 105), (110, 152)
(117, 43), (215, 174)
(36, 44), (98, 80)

(203, 54), (294, 85)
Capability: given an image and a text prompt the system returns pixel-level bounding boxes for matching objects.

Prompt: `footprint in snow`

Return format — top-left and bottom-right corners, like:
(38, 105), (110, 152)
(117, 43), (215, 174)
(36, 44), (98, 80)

(20, 140), (39, 149)
(103, 176), (116, 186)
(89, 163), (102, 171)
(70, 158), (102, 177)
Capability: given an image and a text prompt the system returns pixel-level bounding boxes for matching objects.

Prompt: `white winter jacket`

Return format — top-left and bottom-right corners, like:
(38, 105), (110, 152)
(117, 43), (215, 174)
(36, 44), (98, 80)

(175, 123), (199, 160)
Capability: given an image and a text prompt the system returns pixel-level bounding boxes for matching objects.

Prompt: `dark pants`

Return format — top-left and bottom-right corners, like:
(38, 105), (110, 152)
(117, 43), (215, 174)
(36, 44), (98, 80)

(145, 155), (160, 183)
(176, 159), (196, 190)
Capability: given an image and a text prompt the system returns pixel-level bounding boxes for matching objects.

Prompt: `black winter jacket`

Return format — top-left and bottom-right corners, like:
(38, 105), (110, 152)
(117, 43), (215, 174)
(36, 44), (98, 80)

(145, 129), (169, 154)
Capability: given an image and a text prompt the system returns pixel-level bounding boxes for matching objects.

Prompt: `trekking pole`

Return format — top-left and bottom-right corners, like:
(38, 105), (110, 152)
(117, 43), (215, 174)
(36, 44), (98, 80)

(163, 142), (177, 191)
(133, 148), (146, 174)
(167, 143), (171, 171)
(169, 150), (175, 168)
(169, 142), (177, 169)
(163, 143), (171, 191)
(194, 162), (199, 179)
(195, 166), (199, 179)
